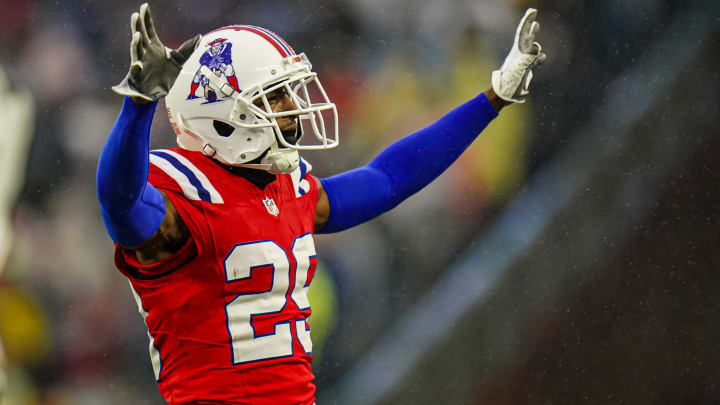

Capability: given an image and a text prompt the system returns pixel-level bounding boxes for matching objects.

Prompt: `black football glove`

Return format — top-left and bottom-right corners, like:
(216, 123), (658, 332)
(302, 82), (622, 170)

(112, 3), (201, 102)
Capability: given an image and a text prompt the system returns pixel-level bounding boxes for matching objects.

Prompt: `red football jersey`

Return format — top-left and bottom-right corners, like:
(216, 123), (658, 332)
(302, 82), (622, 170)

(114, 148), (319, 405)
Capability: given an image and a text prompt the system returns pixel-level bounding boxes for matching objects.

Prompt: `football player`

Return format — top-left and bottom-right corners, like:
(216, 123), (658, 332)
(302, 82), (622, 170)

(97, 4), (545, 404)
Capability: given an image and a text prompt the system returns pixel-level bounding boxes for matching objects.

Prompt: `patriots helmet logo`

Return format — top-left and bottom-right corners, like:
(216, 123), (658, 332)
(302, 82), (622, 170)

(187, 38), (241, 103)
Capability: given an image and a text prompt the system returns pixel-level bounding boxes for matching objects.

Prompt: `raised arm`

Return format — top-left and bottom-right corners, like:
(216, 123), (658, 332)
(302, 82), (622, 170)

(314, 9), (546, 233)
(97, 3), (199, 263)
(97, 97), (166, 247)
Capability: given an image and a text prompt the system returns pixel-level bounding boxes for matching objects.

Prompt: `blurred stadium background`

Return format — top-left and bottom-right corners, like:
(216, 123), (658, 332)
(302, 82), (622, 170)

(1, 0), (719, 403)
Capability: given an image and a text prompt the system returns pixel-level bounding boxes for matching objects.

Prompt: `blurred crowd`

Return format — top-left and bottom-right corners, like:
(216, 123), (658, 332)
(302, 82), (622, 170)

(0, 0), (691, 403)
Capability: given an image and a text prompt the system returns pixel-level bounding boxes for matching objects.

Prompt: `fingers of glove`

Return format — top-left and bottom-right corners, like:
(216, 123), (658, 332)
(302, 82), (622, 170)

(530, 21), (539, 42)
(520, 20), (540, 53)
(515, 9), (536, 41)
(130, 12), (139, 36)
(514, 8), (537, 48)
(139, 3), (160, 43)
(528, 37), (541, 55)
(522, 22), (540, 55)
(137, 4), (153, 46)
(531, 20), (540, 35)
(130, 31), (144, 64)
(535, 51), (548, 67)
(129, 62), (144, 78)
(172, 34), (202, 64)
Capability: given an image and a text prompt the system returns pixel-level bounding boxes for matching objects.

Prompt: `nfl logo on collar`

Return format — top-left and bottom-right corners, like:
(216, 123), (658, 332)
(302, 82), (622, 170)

(263, 197), (279, 216)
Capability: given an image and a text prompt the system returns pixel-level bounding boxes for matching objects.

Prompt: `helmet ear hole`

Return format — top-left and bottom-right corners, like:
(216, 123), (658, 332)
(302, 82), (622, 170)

(213, 120), (235, 137)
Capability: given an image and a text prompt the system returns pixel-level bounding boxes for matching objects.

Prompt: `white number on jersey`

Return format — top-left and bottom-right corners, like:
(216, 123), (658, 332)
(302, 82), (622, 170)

(224, 234), (316, 364)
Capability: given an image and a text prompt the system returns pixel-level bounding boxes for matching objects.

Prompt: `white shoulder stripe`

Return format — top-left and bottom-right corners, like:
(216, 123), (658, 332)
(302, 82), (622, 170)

(149, 154), (201, 201)
(159, 150), (223, 203)
(290, 157), (312, 198)
(149, 149), (224, 204)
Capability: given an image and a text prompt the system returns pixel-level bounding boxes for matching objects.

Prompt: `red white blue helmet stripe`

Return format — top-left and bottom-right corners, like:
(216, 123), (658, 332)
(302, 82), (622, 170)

(204, 25), (296, 58)
(243, 25), (295, 56)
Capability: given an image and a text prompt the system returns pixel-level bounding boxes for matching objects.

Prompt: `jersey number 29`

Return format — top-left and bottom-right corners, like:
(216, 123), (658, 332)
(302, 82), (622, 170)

(224, 234), (315, 364)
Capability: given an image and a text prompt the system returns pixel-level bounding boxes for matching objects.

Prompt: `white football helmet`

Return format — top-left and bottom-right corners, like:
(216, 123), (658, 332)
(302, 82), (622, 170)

(165, 25), (338, 174)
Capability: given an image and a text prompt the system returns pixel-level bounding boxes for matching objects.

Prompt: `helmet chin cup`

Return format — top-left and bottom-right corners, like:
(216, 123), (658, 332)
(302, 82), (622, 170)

(237, 149), (298, 174)
(260, 147), (299, 174)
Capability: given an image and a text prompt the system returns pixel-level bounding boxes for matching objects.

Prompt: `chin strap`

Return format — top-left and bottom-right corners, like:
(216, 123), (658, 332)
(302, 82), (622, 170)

(238, 144), (299, 174)
(237, 162), (274, 171)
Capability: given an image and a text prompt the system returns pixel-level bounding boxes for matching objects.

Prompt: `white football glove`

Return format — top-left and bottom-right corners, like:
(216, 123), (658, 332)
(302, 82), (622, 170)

(491, 8), (547, 103)
(112, 3), (200, 102)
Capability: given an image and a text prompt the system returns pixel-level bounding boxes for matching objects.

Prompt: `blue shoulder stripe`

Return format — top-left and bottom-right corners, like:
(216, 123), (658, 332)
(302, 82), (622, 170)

(149, 150), (221, 203)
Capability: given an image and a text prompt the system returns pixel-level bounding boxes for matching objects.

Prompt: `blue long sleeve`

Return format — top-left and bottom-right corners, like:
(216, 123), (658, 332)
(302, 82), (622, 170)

(97, 97), (166, 247)
(319, 92), (498, 234)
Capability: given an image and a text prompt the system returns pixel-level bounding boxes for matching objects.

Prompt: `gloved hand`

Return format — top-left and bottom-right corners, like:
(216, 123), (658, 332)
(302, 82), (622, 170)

(112, 3), (201, 102)
(491, 8), (547, 103)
